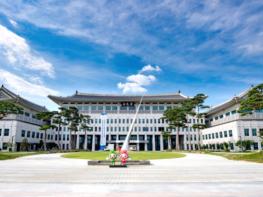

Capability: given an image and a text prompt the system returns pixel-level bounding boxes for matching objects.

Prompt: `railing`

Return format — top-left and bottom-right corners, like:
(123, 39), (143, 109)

(209, 112), (263, 126)
(3, 114), (44, 125)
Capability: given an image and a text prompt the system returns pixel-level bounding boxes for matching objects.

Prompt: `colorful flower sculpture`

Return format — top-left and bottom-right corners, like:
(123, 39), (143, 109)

(119, 150), (129, 165)
(108, 150), (118, 165)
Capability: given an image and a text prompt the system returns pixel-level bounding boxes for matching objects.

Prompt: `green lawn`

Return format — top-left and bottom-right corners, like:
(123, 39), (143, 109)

(0, 152), (40, 160)
(63, 151), (185, 160)
(209, 151), (263, 163)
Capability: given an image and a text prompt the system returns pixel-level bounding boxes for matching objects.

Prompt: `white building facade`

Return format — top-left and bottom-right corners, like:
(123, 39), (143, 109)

(202, 91), (263, 151)
(0, 85), (54, 151)
(49, 92), (203, 151)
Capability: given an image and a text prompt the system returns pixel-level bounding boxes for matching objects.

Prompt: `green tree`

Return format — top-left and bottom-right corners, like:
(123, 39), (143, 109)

(162, 129), (172, 150)
(238, 83), (263, 116)
(79, 114), (91, 150)
(36, 111), (56, 151)
(0, 100), (23, 119)
(20, 138), (29, 151)
(163, 106), (188, 150)
(62, 107), (81, 150)
(236, 140), (254, 151)
(52, 108), (67, 150)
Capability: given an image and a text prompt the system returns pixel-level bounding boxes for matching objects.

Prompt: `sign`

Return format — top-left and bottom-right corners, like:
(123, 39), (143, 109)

(100, 112), (107, 150)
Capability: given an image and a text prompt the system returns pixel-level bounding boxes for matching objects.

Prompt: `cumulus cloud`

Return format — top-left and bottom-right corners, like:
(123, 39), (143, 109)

(118, 65), (160, 94)
(0, 25), (54, 77)
(140, 64), (161, 73)
(0, 69), (58, 97)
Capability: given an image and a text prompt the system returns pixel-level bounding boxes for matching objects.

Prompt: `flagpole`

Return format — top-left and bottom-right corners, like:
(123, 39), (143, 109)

(121, 95), (144, 151)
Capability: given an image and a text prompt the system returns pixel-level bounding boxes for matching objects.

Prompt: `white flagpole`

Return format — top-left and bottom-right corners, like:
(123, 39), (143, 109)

(121, 96), (144, 151)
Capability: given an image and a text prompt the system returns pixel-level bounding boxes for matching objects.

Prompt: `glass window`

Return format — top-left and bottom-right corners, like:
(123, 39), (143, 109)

(98, 106), (103, 111)
(252, 128), (257, 136)
(21, 130), (25, 137)
(4, 129), (9, 136)
(219, 132), (223, 138)
(244, 128), (249, 136)
(106, 106), (111, 111)
(212, 133), (215, 139)
(145, 106), (150, 110)
(215, 133), (219, 138)
(224, 131), (227, 137)
(112, 106), (118, 111)
(215, 116), (218, 120)
(91, 106), (97, 110)
(152, 106), (158, 111)
(36, 132), (39, 138)
(220, 115), (224, 119)
(231, 110), (237, 115)
(83, 106), (89, 110)
(159, 106), (164, 111)
(229, 130), (233, 137)
(225, 112), (230, 116)
(32, 132), (35, 138)
(143, 127), (149, 132)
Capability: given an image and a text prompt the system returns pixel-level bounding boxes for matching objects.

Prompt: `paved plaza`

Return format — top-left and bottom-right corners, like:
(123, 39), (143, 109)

(0, 153), (263, 197)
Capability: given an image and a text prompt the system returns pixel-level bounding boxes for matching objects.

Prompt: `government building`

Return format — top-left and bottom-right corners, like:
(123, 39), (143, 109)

(48, 91), (203, 151)
(0, 85), (262, 152)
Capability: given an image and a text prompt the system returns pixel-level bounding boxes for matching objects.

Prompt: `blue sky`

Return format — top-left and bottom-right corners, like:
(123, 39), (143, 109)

(0, 0), (262, 110)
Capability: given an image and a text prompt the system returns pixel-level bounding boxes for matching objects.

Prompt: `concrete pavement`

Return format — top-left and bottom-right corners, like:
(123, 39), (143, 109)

(0, 153), (262, 197)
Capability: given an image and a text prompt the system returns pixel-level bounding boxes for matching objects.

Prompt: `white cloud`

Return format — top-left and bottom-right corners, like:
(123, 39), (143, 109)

(8, 18), (18, 27)
(127, 74), (156, 86)
(140, 64), (161, 73)
(0, 69), (58, 97)
(117, 65), (159, 94)
(0, 25), (54, 77)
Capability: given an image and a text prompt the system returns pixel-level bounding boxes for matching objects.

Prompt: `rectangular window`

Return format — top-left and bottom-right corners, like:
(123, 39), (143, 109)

(106, 106), (111, 111)
(215, 116), (218, 120)
(244, 128), (249, 136)
(229, 130), (233, 137)
(220, 115), (224, 119)
(32, 132), (35, 138)
(0, 129), (1, 136)
(145, 106), (150, 111)
(152, 106), (158, 111)
(27, 131), (31, 138)
(40, 133), (43, 139)
(112, 106), (118, 111)
(215, 133), (219, 138)
(212, 133), (215, 139)
(231, 110), (236, 115)
(158, 106), (164, 111)
(224, 131), (227, 137)
(21, 130), (26, 137)
(36, 132), (39, 138)
(4, 129), (9, 136)
(252, 128), (257, 136)
(98, 106), (103, 111)
(91, 106), (97, 110)
(219, 132), (223, 138)
(225, 112), (230, 116)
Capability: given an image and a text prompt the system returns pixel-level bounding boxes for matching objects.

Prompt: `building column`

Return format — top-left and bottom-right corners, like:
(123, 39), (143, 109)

(258, 140), (262, 151)
(160, 135), (164, 151)
(152, 134), (156, 151)
(144, 135), (148, 151)
(137, 134), (139, 151)
(76, 133), (80, 149)
(84, 134), (87, 150)
(92, 134), (95, 151)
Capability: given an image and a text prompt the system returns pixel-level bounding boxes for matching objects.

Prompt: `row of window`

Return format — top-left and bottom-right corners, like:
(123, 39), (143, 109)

(244, 128), (258, 137)
(209, 110), (237, 122)
(203, 130), (233, 140)
(88, 118), (203, 125)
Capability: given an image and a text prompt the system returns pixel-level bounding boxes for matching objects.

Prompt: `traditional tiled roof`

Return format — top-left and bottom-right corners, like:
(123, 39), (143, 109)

(206, 88), (250, 115)
(48, 91), (189, 104)
(0, 85), (47, 112)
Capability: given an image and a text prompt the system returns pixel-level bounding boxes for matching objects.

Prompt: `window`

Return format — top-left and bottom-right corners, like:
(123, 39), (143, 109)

(0, 129), (1, 136)
(229, 130), (233, 137)
(106, 106), (111, 111)
(152, 106), (158, 111)
(224, 131), (227, 137)
(244, 129), (249, 136)
(21, 130), (26, 137)
(4, 129), (9, 136)
(145, 106), (150, 111)
(143, 127), (149, 132)
(219, 132), (223, 138)
(215, 133), (219, 138)
(215, 116), (218, 120)
(24, 112), (30, 117)
(83, 106), (89, 111)
(159, 106), (164, 111)
(252, 128), (257, 136)
(32, 132), (35, 138)
(98, 106), (103, 111)
(40, 133), (43, 139)
(91, 106), (97, 110)
(225, 112), (230, 116)
(220, 115), (224, 119)
(231, 110), (236, 115)
(27, 131), (31, 138)
(212, 133), (215, 139)
(112, 106), (118, 111)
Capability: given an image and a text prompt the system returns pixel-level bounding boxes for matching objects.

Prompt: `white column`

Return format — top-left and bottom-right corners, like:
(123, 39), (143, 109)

(144, 135), (148, 151)
(92, 134), (95, 151)
(76, 132), (80, 149)
(160, 135), (164, 151)
(84, 134), (87, 150)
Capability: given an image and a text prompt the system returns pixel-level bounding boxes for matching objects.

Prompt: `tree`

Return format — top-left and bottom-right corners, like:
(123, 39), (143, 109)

(52, 108), (67, 150)
(79, 114), (91, 150)
(190, 94), (209, 150)
(236, 140), (254, 151)
(62, 107), (81, 150)
(20, 138), (29, 151)
(163, 106), (189, 150)
(0, 100), (23, 119)
(162, 130), (172, 150)
(238, 83), (263, 116)
(36, 111), (57, 151)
